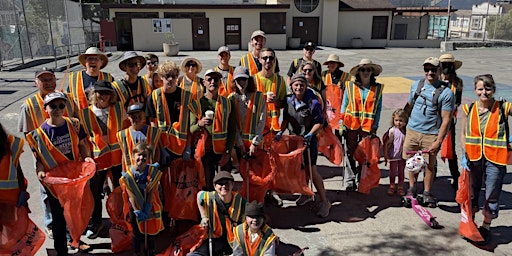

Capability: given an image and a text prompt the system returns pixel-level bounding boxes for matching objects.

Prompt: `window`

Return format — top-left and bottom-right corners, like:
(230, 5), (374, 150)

(462, 19), (469, 28)
(452, 19), (458, 27)
(260, 12), (286, 34)
(471, 17), (482, 30)
(294, 0), (319, 13)
(371, 16), (388, 39)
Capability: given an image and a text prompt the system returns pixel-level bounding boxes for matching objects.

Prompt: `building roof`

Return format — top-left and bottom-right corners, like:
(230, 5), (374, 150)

(454, 9), (472, 17)
(340, 0), (394, 9)
(501, 3), (512, 13)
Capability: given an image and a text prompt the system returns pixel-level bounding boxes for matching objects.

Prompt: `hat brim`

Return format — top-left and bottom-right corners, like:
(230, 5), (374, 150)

(181, 58), (203, 73)
(79, 53), (109, 69)
(36, 71), (55, 78)
(454, 60), (462, 70)
(349, 63), (382, 77)
(323, 60), (345, 67)
(119, 56), (146, 72)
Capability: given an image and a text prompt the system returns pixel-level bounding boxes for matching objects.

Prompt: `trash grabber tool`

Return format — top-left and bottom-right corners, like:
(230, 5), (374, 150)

(306, 146), (315, 202)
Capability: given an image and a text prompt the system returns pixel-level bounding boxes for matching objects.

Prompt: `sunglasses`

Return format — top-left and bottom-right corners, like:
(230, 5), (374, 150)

(215, 180), (231, 186)
(163, 73), (178, 80)
(147, 61), (158, 65)
(305, 47), (315, 52)
(207, 77), (220, 83)
(49, 103), (66, 110)
(125, 62), (140, 68)
(302, 68), (313, 73)
(423, 67), (438, 73)
(185, 62), (198, 67)
(359, 68), (373, 73)
(261, 56), (275, 62)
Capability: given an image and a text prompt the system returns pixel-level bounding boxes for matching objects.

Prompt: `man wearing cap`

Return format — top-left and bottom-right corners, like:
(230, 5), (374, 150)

(239, 30), (280, 76)
(18, 67), (78, 239)
(403, 57), (454, 207)
(179, 58), (204, 101)
(191, 171), (246, 256)
(112, 51), (152, 107)
(214, 46), (235, 97)
(232, 201), (277, 256)
(190, 69), (236, 191)
(25, 91), (94, 254)
(68, 47), (114, 110)
(143, 53), (160, 90)
(287, 41), (322, 85)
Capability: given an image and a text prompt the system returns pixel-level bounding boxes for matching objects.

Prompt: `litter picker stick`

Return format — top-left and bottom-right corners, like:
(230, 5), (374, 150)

(306, 146), (315, 201)
(291, 246), (310, 256)
(208, 225), (213, 256)
(245, 153), (250, 202)
(144, 188), (148, 256)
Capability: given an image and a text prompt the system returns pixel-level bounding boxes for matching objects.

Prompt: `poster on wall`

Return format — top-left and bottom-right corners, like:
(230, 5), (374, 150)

(153, 19), (172, 33)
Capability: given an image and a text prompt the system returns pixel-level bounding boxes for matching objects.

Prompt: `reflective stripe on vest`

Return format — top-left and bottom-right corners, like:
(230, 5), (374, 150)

(234, 223), (276, 256)
(0, 135), (24, 190)
(232, 91), (265, 149)
(241, 53), (259, 76)
(464, 101), (509, 165)
(69, 71), (112, 109)
(25, 94), (75, 130)
(216, 66), (234, 97)
(202, 191), (244, 240)
(254, 73), (282, 131)
(112, 77), (150, 107)
(180, 76), (202, 101)
(117, 126), (161, 172)
(343, 82), (382, 132)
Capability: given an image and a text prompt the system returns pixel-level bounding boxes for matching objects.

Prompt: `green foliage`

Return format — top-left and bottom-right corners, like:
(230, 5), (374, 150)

(487, 11), (512, 40)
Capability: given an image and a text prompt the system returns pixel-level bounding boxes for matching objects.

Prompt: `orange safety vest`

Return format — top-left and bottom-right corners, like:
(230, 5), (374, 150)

(254, 73), (283, 132)
(179, 76), (203, 101)
(68, 71), (113, 110)
(240, 53), (259, 76)
(233, 223), (277, 256)
(190, 96), (231, 154)
(199, 191), (244, 241)
(79, 103), (125, 171)
(463, 101), (511, 165)
(117, 126), (161, 172)
(24, 93), (75, 130)
(151, 88), (192, 155)
(230, 91), (265, 150)
(120, 163), (164, 235)
(215, 66), (234, 97)
(343, 82), (383, 132)
(323, 71), (350, 129)
(112, 77), (151, 107)
(0, 135), (24, 203)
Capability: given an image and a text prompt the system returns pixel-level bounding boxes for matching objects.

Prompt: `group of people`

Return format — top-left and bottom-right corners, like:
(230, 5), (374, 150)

(1, 29), (508, 255)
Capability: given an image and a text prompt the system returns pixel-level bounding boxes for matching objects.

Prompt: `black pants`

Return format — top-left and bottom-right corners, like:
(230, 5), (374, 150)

(202, 149), (231, 191)
(448, 121), (460, 181)
(46, 187), (68, 256)
(89, 165), (122, 226)
(129, 210), (155, 255)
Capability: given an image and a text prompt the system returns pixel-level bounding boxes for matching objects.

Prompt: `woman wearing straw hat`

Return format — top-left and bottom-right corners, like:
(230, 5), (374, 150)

(179, 58), (204, 101)
(439, 53), (463, 190)
(341, 59), (383, 188)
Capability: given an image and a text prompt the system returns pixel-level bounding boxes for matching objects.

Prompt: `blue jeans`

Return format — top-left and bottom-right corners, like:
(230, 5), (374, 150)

(469, 158), (507, 219)
(40, 183), (53, 228)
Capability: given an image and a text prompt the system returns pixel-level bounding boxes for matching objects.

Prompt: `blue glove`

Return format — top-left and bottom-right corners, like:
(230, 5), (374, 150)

(461, 155), (470, 171)
(17, 191), (29, 208)
(303, 133), (314, 146)
(143, 202), (152, 216)
(182, 146), (191, 161)
(509, 135), (512, 143)
(134, 210), (148, 221)
(274, 131), (283, 141)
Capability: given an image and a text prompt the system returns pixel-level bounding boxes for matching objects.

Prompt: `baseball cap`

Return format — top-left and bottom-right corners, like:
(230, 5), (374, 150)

(251, 30), (266, 40)
(304, 41), (316, 49)
(35, 67), (55, 78)
(43, 91), (67, 106)
(217, 46), (230, 55)
(233, 66), (249, 80)
(213, 171), (234, 184)
(423, 57), (440, 67)
(126, 102), (145, 114)
(204, 69), (222, 78)
(245, 201), (265, 217)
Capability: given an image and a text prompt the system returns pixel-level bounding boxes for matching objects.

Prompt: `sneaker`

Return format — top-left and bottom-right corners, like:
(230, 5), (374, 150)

(422, 191), (437, 208)
(476, 227), (491, 245)
(44, 227), (53, 239)
(317, 200), (331, 218)
(68, 240), (92, 252)
(296, 194), (314, 206)
(86, 222), (104, 239)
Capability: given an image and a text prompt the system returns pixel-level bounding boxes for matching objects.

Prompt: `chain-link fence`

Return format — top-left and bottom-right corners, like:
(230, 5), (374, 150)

(0, 0), (100, 68)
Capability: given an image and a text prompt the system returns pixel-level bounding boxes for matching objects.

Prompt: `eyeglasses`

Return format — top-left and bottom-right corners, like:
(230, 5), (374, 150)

(185, 62), (198, 67)
(147, 61), (158, 65)
(126, 62), (140, 68)
(359, 68), (372, 73)
(423, 67), (438, 73)
(215, 180), (231, 186)
(304, 47), (315, 52)
(302, 68), (313, 73)
(49, 103), (66, 110)
(86, 57), (99, 62)
(261, 56), (275, 62)
(206, 77), (220, 83)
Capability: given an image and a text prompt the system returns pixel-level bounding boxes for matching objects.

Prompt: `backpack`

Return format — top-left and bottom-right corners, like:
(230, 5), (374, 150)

(404, 79), (449, 118)
(382, 126), (394, 158)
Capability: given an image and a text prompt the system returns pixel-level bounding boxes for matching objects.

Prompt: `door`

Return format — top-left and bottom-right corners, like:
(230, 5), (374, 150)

(115, 13), (133, 51)
(292, 17), (319, 45)
(192, 18), (210, 50)
(393, 24), (407, 40)
(224, 18), (241, 50)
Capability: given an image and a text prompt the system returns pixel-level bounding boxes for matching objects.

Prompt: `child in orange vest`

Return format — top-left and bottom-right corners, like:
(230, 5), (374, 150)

(383, 109), (408, 196)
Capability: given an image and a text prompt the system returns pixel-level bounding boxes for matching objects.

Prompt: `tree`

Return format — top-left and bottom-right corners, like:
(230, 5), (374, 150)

(487, 11), (512, 40)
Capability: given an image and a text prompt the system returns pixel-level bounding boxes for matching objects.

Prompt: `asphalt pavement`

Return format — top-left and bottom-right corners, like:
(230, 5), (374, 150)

(1, 46), (512, 256)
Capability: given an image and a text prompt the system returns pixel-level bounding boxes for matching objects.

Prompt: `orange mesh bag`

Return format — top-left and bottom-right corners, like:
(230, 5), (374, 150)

(317, 125), (343, 166)
(106, 187), (133, 253)
(456, 168), (484, 242)
(440, 131), (453, 162)
(354, 137), (381, 194)
(43, 161), (95, 248)
(239, 150), (274, 202)
(157, 224), (207, 256)
(269, 135), (314, 196)
(325, 84), (343, 129)
(168, 158), (204, 221)
(0, 201), (45, 255)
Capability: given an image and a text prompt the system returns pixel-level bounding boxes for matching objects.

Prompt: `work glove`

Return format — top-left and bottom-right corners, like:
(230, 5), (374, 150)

(461, 155), (470, 171)
(274, 131), (283, 141)
(339, 123), (346, 136)
(182, 146), (192, 161)
(134, 210), (149, 221)
(200, 217), (209, 227)
(17, 191), (29, 208)
(303, 133), (314, 146)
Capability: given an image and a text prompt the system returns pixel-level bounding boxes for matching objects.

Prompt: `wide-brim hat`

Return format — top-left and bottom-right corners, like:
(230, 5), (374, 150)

(439, 53), (462, 70)
(119, 51), (146, 72)
(78, 47), (109, 69)
(181, 57), (202, 73)
(349, 58), (382, 77)
(323, 54), (344, 67)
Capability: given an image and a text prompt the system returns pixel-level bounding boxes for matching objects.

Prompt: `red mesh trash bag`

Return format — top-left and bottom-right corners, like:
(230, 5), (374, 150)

(0, 201), (45, 255)
(269, 135), (314, 196)
(317, 125), (343, 166)
(106, 187), (133, 253)
(168, 158), (204, 221)
(239, 150), (274, 202)
(157, 224), (207, 256)
(354, 137), (381, 194)
(43, 161), (96, 248)
(456, 169), (484, 242)
(325, 84), (343, 129)
(440, 131), (453, 162)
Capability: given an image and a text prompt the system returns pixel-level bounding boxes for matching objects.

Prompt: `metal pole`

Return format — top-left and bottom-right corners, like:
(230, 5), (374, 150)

(12, 0), (24, 64)
(444, 0), (451, 42)
(20, 0), (33, 58)
(483, 1), (490, 41)
(45, 0), (57, 69)
(64, 0), (72, 55)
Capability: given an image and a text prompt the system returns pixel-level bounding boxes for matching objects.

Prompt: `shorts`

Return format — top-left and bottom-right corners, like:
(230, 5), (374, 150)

(402, 127), (438, 172)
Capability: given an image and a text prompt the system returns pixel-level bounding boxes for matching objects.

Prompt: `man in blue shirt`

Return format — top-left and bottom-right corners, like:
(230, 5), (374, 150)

(403, 57), (454, 207)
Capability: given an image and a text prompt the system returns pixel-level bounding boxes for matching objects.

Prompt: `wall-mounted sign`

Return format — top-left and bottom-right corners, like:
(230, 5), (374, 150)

(153, 19), (171, 33)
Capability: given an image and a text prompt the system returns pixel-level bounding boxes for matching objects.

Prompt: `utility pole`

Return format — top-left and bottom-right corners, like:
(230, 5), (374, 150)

(444, 0), (451, 42)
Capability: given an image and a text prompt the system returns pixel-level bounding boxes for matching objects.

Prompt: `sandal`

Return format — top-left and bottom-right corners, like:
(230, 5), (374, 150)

(397, 187), (405, 196)
(387, 186), (395, 196)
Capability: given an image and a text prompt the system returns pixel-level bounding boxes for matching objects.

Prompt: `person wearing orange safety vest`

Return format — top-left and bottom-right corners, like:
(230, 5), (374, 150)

(341, 59), (383, 190)
(232, 201), (277, 256)
(460, 74), (511, 245)
(190, 69), (236, 191)
(190, 171), (246, 256)
(215, 46), (235, 97)
(68, 47), (114, 110)
(0, 123), (28, 207)
(120, 142), (164, 255)
(143, 53), (160, 91)
(78, 80), (127, 239)
(179, 58), (204, 101)
(112, 52), (151, 109)
(25, 91), (94, 255)
(239, 30), (279, 76)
